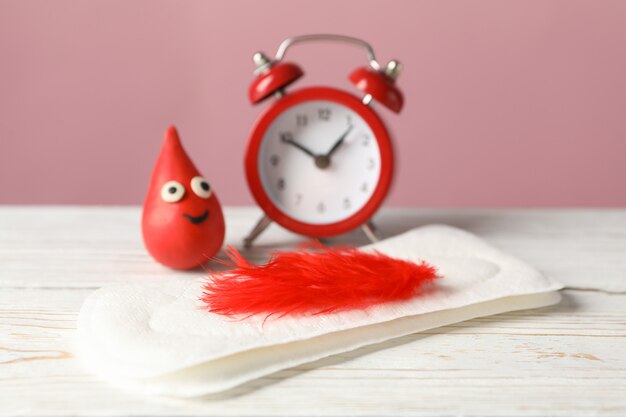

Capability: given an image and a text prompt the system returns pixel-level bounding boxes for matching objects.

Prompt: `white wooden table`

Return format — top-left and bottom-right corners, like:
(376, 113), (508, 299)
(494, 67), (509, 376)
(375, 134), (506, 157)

(1, 206), (625, 416)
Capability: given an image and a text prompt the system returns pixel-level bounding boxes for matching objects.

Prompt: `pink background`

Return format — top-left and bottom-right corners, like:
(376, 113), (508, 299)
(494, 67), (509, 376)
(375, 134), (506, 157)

(1, 0), (625, 206)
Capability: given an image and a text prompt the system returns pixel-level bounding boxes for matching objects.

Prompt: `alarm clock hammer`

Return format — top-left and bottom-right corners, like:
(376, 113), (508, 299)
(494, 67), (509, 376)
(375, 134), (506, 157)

(243, 34), (403, 247)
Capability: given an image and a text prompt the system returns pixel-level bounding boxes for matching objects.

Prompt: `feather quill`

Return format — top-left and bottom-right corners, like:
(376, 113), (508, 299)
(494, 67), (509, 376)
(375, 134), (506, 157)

(201, 246), (440, 318)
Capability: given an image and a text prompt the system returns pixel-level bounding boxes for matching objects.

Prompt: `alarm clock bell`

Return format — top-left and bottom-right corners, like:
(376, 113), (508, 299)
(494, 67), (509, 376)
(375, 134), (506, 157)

(243, 34), (404, 248)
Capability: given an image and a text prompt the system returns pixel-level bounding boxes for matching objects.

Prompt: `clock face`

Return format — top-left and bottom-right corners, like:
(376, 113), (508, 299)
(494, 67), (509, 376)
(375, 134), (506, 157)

(257, 100), (382, 225)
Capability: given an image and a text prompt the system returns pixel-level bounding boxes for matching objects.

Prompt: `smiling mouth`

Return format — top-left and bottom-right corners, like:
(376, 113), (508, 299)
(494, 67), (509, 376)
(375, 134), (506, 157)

(183, 210), (209, 224)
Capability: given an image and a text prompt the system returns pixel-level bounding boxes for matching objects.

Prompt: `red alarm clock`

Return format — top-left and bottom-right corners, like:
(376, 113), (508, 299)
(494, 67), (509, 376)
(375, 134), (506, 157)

(244, 35), (403, 247)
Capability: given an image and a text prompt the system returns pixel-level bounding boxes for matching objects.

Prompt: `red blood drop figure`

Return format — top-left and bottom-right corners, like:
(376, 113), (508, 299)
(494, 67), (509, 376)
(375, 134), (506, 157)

(141, 126), (225, 270)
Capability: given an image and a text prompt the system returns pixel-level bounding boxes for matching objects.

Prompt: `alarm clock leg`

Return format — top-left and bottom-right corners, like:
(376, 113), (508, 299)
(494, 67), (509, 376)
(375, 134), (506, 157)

(362, 220), (379, 243)
(243, 215), (273, 248)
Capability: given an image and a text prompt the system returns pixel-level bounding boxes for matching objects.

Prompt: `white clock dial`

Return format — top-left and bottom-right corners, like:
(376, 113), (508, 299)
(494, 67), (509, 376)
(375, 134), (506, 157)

(258, 100), (381, 224)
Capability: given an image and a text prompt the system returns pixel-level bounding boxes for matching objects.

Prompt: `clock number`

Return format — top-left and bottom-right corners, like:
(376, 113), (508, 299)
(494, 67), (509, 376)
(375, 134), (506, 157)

(343, 198), (351, 209)
(296, 114), (308, 127)
(295, 193), (302, 205)
(270, 154), (280, 167)
(277, 178), (285, 191)
(366, 158), (375, 170)
(360, 182), (368, 193)
(318, 108), (331, 121)
(280, 131), (293, 142)
(362, 135), (370, 146)
(317, 202), (326, 213)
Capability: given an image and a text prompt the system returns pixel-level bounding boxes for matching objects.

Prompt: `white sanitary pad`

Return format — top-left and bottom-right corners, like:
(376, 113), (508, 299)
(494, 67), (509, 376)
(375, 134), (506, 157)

(76, 225), (563, 397)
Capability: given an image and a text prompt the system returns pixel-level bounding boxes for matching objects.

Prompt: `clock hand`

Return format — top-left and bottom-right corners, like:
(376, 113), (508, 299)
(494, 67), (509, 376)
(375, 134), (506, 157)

(325, 125), (353, 159)
(280, 133), (316, 158)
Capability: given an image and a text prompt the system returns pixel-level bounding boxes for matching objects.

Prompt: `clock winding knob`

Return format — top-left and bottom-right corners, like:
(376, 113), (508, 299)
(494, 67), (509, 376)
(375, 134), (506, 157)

(383, 60), (403, 81)
(252, 51), (273, 74)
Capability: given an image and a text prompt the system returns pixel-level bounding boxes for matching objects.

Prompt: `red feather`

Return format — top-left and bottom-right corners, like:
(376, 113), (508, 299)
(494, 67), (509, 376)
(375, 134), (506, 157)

(201, 246), (441, 318)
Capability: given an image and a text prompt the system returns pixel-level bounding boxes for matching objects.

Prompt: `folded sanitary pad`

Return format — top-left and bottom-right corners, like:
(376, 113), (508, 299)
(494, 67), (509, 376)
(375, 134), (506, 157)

(77, 225), (563, 397)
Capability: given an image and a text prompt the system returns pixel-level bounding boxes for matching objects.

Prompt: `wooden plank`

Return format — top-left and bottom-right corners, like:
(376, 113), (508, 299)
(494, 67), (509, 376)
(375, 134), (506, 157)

(1, 207), (625, 291)
(1, 287), (625, 416)
(0, 206), (298, 288)
(1, 207), (625, 416)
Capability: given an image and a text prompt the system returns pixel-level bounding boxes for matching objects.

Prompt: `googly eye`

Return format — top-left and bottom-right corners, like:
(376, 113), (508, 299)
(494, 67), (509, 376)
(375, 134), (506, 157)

(190, 176), (212, 199)
(160, 181), (185, 203)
